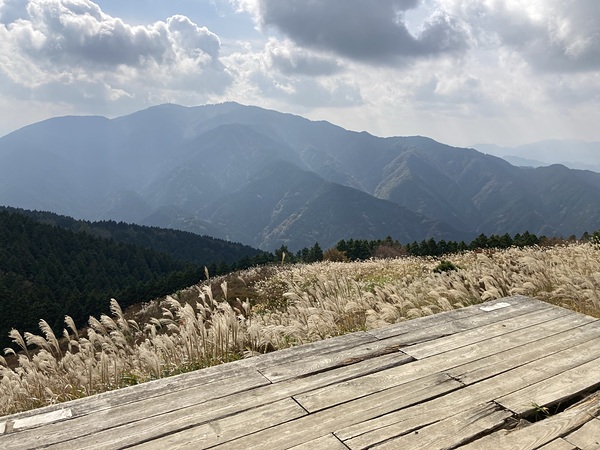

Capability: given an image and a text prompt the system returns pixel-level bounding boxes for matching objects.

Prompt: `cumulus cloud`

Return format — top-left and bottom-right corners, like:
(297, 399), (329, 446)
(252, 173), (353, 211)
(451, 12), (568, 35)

(0, 0), (231, 106)
(544, 72), (600, 106)
(256, 72), (363, 108)
(0, 0), (28, 23)
(439, 0), (600, 72)
(233, 0), (469, 64)
(265, 38), (342, 76)
(413, 74), (483, 108)
(1, 0), (598, 146)
(223, 39), (362, 108)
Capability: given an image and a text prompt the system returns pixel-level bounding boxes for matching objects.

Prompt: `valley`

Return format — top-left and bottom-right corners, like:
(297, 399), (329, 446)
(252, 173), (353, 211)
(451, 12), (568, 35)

(2, 103), (599, 250)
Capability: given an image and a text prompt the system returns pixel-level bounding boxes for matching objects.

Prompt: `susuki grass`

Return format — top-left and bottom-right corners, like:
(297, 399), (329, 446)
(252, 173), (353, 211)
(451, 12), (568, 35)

(2, 242), (600, 416)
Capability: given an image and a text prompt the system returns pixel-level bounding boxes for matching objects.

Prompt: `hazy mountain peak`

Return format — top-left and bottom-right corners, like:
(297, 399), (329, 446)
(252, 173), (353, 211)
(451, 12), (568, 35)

(472, 140), (600, 173)
(1, 104), (599, 249)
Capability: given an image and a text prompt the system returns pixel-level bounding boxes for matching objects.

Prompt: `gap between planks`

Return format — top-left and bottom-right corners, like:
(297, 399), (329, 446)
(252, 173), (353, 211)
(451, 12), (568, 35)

(2, 296), (597, 450)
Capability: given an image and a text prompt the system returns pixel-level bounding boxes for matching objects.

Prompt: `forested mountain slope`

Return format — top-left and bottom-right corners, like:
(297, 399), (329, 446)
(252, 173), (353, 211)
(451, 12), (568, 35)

(2, 103), (600, 248)
(0, 210), (206, 348)
(0, 206), (262, 265)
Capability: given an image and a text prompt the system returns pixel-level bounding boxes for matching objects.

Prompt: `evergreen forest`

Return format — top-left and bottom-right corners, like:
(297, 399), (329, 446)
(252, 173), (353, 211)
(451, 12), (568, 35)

(1, 206), (598, 350)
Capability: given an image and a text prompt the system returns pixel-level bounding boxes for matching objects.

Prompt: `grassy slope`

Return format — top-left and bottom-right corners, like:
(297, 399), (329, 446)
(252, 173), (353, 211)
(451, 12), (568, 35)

(2, 242), (600, 415)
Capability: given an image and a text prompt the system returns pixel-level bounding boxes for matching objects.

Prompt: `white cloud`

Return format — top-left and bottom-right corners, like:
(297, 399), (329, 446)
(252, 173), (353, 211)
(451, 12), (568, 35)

(233, 0), (469, 64)
(222, 39), (362, 108)
(0, 0), (599, 147)
(265, 38), (342, 76)
(0, 0), (231, 109)
(0, 0), (28, 23)
(439, 0), (600, 72)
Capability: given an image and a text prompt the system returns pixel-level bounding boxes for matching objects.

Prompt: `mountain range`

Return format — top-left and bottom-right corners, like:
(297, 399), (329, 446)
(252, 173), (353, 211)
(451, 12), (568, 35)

(1, 102), (599, 250)
(473, 140), (600, 172)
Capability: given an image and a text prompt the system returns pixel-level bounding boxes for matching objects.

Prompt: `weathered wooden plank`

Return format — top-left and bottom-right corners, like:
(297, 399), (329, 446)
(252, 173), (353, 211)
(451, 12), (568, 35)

(239, 331), (378, 372)
(336, 335), (600, 446)
(497, 356), (600, 415)
(361, 402), (512, 450)
(128, 398), (307, 449)
(456, 393), (600, 450)
(367, 295), (542, 339)
(2, 352), (411, 450)
(294, 308), (588, 413)
(0, 330), (382, 435)
(370, 298), (553, 353)
(261, 298), (550, 382)
(537, 439), (577, 450)
(0, 409), (73, 434)
(50, 373), (458, 450)
(402, 305), (571, 360)
(0, 369), (270, 449)
(210, 374), (462, 450)
(339, 390), (479, 450)
(447, 319), (600, 386)
(0, 360), (267, 429)
(259, 341), (410, 383)
(288, 434), (348, 450)
(3, 297), (597, 450)
(563, 417), (600, 449)
(0, 296), (543, 429)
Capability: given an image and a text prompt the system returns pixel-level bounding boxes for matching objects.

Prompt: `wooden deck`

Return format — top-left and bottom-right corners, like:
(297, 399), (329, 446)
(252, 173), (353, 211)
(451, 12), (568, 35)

(2, 295), (600, 449)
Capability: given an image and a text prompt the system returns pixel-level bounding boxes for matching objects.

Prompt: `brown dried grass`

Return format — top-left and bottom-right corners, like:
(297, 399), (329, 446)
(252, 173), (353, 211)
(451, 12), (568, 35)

(1, 242), (599, 415)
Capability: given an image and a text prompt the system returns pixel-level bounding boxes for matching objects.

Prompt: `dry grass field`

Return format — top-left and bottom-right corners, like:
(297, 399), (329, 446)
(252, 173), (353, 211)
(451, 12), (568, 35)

(2, 242), (600, 416)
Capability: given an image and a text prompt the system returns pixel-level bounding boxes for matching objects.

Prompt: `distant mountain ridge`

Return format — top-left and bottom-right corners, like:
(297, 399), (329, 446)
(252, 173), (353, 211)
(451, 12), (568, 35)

(2, 102), (600, 249)
(0, 206), (262, 265)
(473, 140), (600, 173)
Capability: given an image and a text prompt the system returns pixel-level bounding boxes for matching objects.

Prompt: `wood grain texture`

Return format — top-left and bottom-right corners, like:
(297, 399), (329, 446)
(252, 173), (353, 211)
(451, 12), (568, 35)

(3, 296), (600, 450)
(0, 361), (267, 426)
(259, 339), (411, 383)
(370, 298), (553, 354)
(1, 352), (411, 450)
(537, 439), (577, 450)
(211, 374), (461, 449)
(335, 330), (600, 446)
(497, 353), (600, 415)
(295, 308), (590, 413)
(366, 403), (512, 450)
(402, 305), (569, 359)
(0, 369), (270, 449)
(288, 434), (348, 450)
(367, 295), (541, 339)
(128, 398), (308, 449)
(457, 393), (600, 450)
(563, 417), (600, 449)
(447, 318), (600, 386)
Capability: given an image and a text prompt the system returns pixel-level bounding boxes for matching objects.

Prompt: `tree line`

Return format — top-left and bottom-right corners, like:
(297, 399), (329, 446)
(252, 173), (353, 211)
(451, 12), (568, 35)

(0, 210), (205, 348)
(0, 206), (262, 266)
(266, 230), (599, 264)
(0, 209), (322, 348)
(2, 206), (599, 349)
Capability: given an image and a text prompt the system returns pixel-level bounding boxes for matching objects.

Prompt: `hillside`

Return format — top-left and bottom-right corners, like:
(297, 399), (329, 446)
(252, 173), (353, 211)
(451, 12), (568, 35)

(199, 161), (460, 249)
(5, 205), (453, 349)
(0, 209), (210, 349)
(0, 206), (263, 266)
(1, 240), (599, 415)
(3, 103), (600, 249)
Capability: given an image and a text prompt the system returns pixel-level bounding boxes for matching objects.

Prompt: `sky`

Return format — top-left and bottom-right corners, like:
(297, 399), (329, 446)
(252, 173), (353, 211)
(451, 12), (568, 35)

(0, 0), (599, 147)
